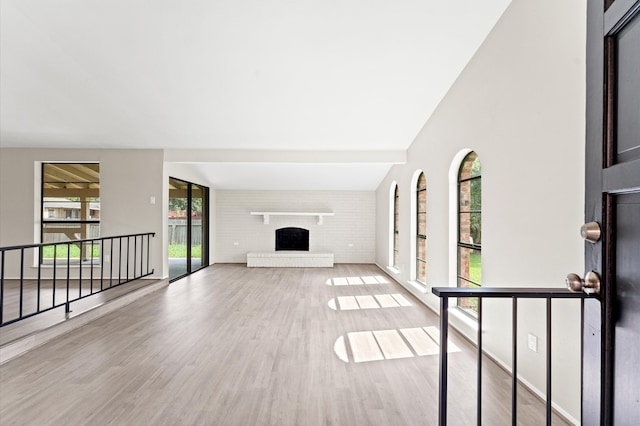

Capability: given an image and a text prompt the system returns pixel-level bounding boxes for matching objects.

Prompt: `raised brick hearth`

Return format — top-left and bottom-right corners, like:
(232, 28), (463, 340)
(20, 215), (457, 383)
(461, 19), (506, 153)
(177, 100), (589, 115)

(246, 252), (334, 267)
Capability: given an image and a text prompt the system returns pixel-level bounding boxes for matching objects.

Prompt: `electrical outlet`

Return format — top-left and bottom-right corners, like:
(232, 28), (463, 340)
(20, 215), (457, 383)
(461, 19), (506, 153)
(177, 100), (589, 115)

(104, 254), (110, 263)
(527, 333), (538, 353)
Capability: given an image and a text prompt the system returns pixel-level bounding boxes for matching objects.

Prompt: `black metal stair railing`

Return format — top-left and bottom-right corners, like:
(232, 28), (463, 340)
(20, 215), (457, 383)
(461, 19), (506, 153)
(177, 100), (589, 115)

(432, 286), (593, 426)
(0, 232), (155, 327)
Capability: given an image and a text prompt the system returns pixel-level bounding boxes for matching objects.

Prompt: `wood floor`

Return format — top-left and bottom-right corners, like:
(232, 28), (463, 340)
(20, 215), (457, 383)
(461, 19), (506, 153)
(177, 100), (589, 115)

(0, 278), (164, 346)
(0, 264), (571, 425)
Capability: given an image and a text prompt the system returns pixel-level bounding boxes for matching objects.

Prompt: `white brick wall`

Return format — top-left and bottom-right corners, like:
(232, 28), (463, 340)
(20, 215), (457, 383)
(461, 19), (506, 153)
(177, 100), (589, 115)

(215, 190), (375, 263)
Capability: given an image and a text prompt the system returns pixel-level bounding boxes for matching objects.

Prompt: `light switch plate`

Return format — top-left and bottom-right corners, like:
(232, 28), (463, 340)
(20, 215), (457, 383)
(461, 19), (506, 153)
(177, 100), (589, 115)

(527, 333), (538, 353)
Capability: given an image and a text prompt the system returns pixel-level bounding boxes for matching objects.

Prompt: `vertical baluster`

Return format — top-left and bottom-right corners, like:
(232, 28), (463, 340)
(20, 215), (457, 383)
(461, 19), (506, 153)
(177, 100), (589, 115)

(126, 236), (130, 281)
(100, 239), (104, 291)
(146, 234), (151, 275)
(53, 245), (57, 307)
(118, 238), (122, 285)
(546, 297), (552, 425)
(90, 240), (94, 294)
(133, 235), (137, 278)
(37, 246), (42, 312)
(140, 235), (144, 276)
(439, 296), (449, 426)
(477, 297), (483, 426)
(65, 242), (70, 313)
(78, 241), (83, 299)
(512, 297), (518, 426)
(110, 238), (114, 288)
(19, 248), (25, 319)
(0, 251), (5, 324)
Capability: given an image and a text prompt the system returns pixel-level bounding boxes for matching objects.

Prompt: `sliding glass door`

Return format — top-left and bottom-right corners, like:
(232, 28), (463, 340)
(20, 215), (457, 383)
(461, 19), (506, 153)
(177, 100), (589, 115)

(168, 177), (209, 281)
(190, 184), (206, 273)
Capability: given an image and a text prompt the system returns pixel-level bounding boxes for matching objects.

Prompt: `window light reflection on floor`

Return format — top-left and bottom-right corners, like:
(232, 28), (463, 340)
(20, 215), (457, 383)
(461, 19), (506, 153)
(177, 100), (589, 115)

(325, 276), (390, 286)
(327, 294), (412, 311)
(333, 326), (461, 363)
(334, 336), (349, 362)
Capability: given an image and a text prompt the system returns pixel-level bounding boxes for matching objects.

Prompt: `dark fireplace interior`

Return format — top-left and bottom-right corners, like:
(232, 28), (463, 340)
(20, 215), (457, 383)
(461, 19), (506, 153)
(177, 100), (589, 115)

(275, 227), (309, 251)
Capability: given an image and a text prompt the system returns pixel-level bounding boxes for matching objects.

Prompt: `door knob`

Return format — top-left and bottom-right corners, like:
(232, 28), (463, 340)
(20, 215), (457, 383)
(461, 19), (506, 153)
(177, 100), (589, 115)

(566, 271), (600, 295)
(580, 222), (601, 243)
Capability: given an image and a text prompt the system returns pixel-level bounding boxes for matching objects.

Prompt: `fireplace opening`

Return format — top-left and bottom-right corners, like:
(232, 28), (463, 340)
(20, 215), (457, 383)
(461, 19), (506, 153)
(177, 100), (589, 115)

(275, 227), (309, 251)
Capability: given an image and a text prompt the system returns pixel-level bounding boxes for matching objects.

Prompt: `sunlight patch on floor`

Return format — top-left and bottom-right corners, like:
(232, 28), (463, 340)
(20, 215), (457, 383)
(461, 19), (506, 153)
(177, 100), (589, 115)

(354, 295), (378, 309)
(373, 329), (415, 359)
(327, 293), (412, 311)
(334, 336), (349, 363)
(326, 276), (390, 286)
(423, 325), (461, 352)
(347, 277), (364, 285)
(400, 327), (439, 356)
(334, 325), (461, 363)
(347, 331), (385, 363)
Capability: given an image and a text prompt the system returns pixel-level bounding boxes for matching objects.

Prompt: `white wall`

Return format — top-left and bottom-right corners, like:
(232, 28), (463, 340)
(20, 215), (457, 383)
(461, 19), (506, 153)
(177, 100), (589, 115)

(215, 190), (375, 263)
(375, 0), (586, 422)
(0, 148), (165, 279)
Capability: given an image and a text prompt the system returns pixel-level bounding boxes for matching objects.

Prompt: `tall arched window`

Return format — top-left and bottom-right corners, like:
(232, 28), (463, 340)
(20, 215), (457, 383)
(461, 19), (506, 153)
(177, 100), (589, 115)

(393, 184), (400, 268)
(416, 172), (427, 283)
(457, 152), (481, 314)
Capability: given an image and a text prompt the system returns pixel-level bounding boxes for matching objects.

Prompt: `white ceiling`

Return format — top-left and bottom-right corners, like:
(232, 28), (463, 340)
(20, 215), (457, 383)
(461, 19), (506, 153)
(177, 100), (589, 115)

(0, 0), (510, 189)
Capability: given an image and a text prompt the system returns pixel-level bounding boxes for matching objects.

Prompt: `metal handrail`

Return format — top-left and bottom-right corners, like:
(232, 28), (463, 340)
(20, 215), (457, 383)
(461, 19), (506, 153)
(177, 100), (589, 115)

(0, 232), (153, 252)
(0, 232), (155, 327)
(431, 286), (594, 426)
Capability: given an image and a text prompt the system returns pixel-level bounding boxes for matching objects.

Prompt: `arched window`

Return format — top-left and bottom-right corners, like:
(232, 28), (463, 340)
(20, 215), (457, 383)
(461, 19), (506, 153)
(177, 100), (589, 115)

(416, 172), (427, 283)
(457, 152), (481, 314)
(393, 184), (400, 268)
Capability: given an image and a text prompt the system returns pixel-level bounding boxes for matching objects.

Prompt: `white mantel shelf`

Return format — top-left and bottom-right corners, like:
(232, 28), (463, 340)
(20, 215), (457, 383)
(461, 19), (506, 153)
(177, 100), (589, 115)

(250, 211), (335, 225)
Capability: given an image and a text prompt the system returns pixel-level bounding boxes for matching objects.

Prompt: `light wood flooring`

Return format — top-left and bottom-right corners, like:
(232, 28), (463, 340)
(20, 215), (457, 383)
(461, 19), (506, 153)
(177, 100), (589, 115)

(0, 264), (571, 425)
(0, 278), (162, 345)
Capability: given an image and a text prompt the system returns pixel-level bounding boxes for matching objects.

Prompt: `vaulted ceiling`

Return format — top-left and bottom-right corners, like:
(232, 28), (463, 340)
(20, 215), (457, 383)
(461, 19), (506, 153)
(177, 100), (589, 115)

(1, 0), (511, 190)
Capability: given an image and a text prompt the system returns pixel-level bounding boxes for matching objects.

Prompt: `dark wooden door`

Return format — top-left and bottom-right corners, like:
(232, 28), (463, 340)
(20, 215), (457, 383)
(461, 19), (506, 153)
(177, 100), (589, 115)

(584, 1), (640, 424)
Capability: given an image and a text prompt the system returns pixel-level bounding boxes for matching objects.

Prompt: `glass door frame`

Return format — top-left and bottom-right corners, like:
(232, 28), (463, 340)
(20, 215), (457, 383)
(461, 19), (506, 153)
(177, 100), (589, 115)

(168, 177), (209, 282)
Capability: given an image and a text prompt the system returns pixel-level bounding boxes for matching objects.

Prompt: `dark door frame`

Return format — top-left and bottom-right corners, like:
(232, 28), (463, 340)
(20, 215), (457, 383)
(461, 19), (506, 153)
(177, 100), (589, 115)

(168, 176), (210, 282)
(584, 1), (640, 424)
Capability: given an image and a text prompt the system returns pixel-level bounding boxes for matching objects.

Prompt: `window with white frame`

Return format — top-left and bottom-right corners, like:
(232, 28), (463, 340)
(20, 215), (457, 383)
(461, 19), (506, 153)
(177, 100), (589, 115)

(41, 163), (100, 263)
